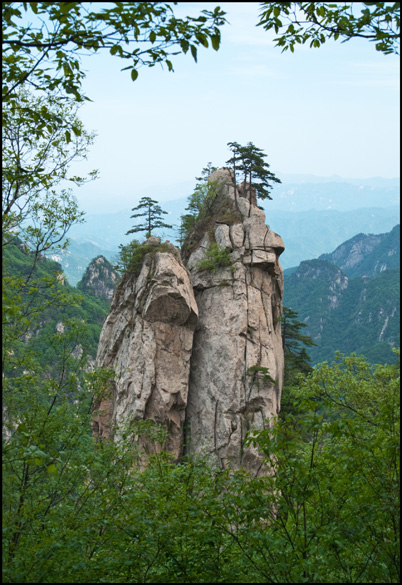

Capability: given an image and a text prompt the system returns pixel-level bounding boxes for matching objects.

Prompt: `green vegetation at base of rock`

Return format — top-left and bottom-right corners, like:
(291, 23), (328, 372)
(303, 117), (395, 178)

(3, 351), (399, 583)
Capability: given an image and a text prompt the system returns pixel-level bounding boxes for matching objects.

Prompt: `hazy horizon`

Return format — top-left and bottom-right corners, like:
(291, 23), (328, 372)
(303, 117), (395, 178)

(75, 171), (400, 215)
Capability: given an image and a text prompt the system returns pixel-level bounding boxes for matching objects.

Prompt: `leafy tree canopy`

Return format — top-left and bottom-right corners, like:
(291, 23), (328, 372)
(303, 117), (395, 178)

(3, 2), (227, 107)
(2, 87), (92, 263)
(3, 351), (399, 582)
(195, 161), (219, 182)
(258, 2), (400, 55)
(246, 350), (400, 583)
(178, 166), (228, 253)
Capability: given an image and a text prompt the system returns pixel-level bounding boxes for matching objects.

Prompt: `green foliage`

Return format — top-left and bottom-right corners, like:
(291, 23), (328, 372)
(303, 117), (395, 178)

(245, 351), (400, 583)
(3, 4), (399, 581)
(198, 242), (233, 273)
(278, 306), (316, 420)
(126, 197), (173, 239)
(247, 365), (277, 386)
(180, 175), (241, 260)
(177, 163), (221, 247)
(258, 2), (400, 55)
(115, 238), (179, 277)
(3, 352), (399, 582)
(226, 141), (281, 202)
(3, 2), (227, 106)
(285, 260), (400, 365)
(121, 240), (152, 276)
(2, 361), (137, 584)
(2, 88), (90, 259)
(180, 179), (221, 239)
(3, 240), (109, 365)
(194, 161), (218, 182)
(282, 306), (316, 378)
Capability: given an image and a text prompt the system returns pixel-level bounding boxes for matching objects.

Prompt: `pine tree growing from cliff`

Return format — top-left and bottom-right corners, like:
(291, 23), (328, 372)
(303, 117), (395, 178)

(195, 162), (218, 182)
(126, 197), (172, 238)
(280, 306), (316, 419)
(282, 306), (316, 381)
(226, 141), (281, 203)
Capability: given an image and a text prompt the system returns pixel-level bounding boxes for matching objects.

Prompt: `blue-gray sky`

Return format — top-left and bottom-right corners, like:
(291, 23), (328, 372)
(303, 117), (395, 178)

(69, 2), (400, 213)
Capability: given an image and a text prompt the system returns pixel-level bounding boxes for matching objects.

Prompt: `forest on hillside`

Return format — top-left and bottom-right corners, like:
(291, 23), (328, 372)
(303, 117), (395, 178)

(3, 2), (399, 583)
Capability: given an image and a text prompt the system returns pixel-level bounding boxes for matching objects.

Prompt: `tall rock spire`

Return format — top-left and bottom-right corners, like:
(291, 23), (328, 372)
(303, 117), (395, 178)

(93, 239), (198, 462)
(184, 168), (285, 474)
(93, 169), (285, 475)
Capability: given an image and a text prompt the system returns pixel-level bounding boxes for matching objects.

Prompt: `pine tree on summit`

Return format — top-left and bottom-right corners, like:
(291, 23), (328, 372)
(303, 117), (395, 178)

(226, 141), (281, 204)
(126, 197), (172, 238)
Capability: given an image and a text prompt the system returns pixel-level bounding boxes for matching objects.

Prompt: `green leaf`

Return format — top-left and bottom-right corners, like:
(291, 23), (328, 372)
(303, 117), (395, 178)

(131, 68), (138, 81)
(211, 34), (220, 51)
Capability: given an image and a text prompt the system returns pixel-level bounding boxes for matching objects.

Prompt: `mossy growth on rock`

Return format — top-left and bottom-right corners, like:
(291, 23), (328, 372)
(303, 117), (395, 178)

(181, 180), (242, 263)
(117, 238), (180, 277)
(198, 243), (233, 273)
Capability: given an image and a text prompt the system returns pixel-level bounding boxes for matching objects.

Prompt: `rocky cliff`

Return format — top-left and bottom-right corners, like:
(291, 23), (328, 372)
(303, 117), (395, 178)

(319, 224), (400, 278)
(183, 168), (285, 473)
(77, 255), (119, 302)
(93, 240), (198, 461)
(94, 169), (285, 474)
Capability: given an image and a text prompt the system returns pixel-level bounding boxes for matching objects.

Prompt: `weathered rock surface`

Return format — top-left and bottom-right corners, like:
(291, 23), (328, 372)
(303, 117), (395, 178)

(184, 168), (285, 474)
(93, 240), (198, 461)
(93, 169), (285, 475)
(77, 255), (119, 302)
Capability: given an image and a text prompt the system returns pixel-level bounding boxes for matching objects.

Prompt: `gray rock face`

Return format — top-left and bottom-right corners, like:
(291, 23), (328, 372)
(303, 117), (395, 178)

(93, 170), (285, 475)
(78, 255), (119, 302)
(184, 169), (285, 474)
(93, 240), (198, 461)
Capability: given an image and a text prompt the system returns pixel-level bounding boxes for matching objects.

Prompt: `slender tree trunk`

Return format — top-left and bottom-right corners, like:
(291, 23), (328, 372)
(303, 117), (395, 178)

(233, 161), (237, 199)
(147, 208), (152, 236)
(8, 463), (30, 563)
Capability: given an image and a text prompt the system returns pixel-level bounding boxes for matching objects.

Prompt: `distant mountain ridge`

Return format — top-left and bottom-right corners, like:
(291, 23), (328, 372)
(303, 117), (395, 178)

(276, 173), (399, 189)
(318, 225), (400, 278)
(269, 179), (399, 212)
(80, 173), (399, 214)
(53, 174), (399, 284)
(58, 205), (399, 285)
(284, 225), (400, 365)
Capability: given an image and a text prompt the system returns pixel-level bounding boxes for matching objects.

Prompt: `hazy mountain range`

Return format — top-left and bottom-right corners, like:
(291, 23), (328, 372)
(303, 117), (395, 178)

(284, 225), (400, 365)
(52, 174), (399, 285)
